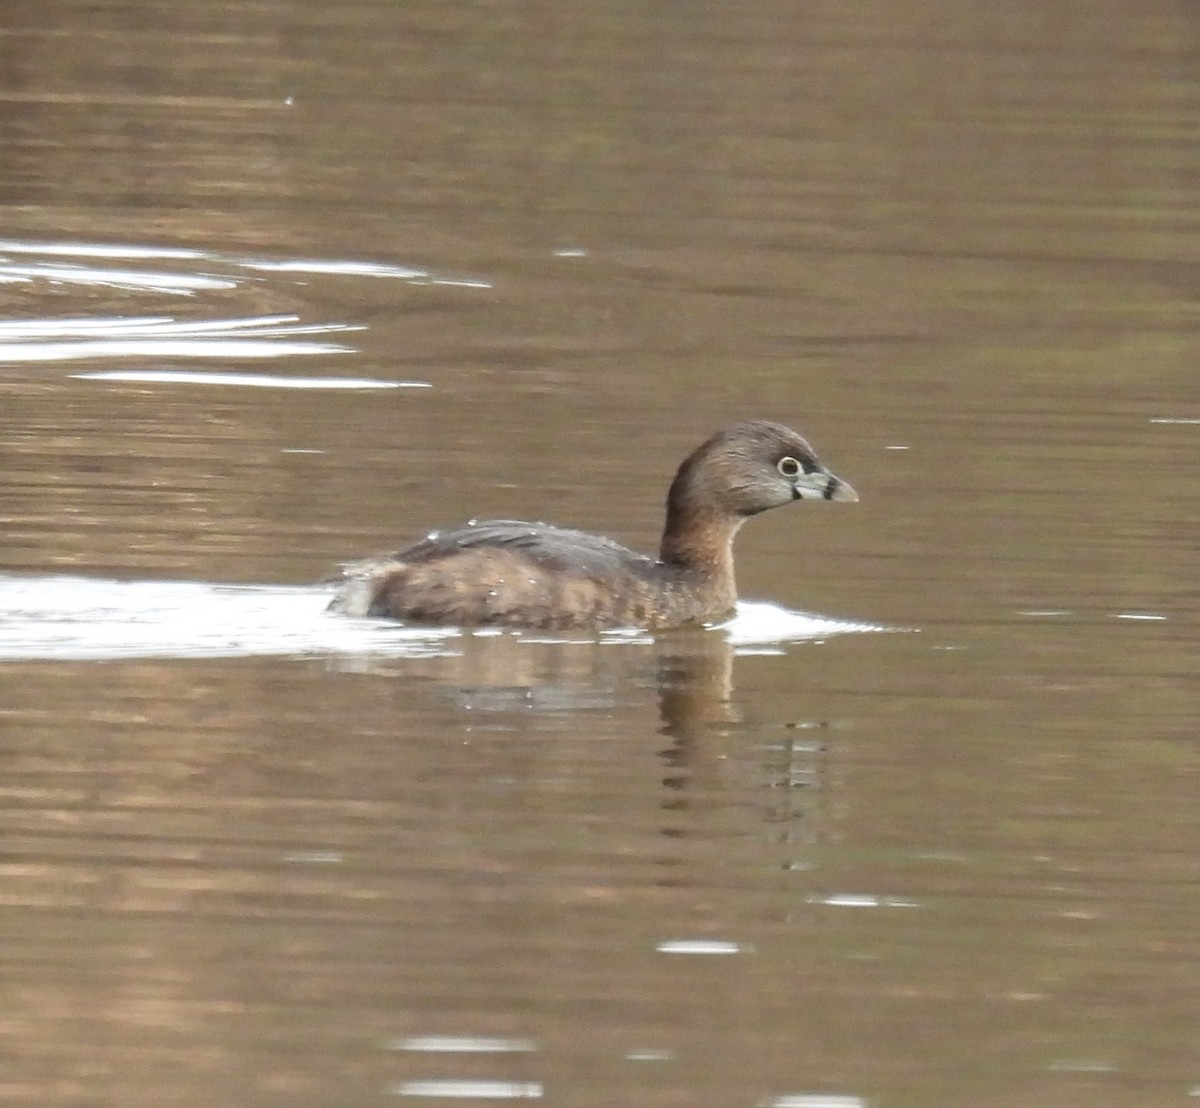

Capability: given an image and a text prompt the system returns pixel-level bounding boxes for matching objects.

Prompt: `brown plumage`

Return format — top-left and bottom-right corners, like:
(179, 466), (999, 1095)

(328, 420), (857, 630)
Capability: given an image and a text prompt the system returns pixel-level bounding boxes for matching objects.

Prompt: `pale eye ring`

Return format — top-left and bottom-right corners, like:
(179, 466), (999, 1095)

(777, 456), (801, 478)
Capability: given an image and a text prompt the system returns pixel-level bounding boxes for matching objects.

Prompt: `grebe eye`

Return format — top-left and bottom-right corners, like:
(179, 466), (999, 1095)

(777, 456), (801, 478)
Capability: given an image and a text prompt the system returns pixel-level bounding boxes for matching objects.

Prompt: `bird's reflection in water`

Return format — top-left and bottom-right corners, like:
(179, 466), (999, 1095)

(654, 628), (828, 861)
(416, 626), (830, 863)
(655, 626), (738, 804)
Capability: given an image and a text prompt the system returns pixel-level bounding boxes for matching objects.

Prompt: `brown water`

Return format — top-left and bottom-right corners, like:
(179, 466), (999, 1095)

(1, 2), (1198, 1105)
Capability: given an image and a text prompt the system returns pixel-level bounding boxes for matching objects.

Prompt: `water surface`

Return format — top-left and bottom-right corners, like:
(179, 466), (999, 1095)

(0, 2), (1197, 1106)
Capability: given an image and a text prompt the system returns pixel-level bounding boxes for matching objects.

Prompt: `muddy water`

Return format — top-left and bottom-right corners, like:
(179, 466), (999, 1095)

(0, 2), (1197, 1106)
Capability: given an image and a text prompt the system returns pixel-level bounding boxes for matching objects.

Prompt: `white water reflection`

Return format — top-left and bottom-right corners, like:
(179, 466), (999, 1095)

(390, 1037), (537, 1054)
(240, 258), (428, 277)
(8, 338), (350, 361)
(0, 261), (237, 295)
(0, 238), (487, 292)
(237, 257), (492, 288)
(0, 238), (488, 368)
(389, 1081), (543, 1099)
(0, 314), (352, 338)
(74, 370), (425, 389)
(808, 893), (920, 909)
(0, 314), (360, 362)
(0, 240), (207, 260)
(765, 1096), (868, 1108)
(0, 575), (885, 662)
(656, 939), (745, 954)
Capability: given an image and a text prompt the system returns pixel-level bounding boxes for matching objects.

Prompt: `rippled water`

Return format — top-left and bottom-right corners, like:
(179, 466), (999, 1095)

(1, 2), (1198, 1106)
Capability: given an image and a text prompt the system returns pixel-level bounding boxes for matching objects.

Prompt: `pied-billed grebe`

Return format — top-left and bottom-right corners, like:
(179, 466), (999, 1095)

(328, 420), (856, 630)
